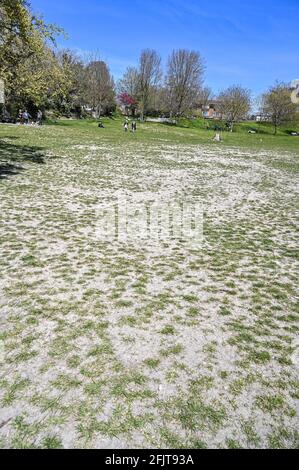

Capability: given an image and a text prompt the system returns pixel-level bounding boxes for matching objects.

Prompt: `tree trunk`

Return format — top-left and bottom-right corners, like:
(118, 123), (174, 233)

(140, 102), (144, 122)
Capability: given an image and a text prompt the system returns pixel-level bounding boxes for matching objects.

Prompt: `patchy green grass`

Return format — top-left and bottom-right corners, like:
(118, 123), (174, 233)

(0, 119), (298, 449)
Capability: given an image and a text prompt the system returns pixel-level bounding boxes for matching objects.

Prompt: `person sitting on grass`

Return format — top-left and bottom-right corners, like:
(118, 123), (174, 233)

(98, 120), (105, 128)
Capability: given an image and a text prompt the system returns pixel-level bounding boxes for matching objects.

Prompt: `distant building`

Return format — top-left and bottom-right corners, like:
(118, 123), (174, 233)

(199, 100), (222, 119)
(291, 79), (299, 89)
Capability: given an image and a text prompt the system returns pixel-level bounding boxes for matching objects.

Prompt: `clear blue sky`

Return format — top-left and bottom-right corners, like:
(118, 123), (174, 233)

(31, 0), (298, 97)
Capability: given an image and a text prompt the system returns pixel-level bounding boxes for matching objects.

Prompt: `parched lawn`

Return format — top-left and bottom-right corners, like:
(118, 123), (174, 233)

(0, 120), (298, 449)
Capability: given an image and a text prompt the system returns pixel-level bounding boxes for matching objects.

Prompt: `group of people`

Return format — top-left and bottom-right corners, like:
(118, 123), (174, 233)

(18, 109), (43, 126)
(97, 117), (138, 133)
(123, 118), (137, 133)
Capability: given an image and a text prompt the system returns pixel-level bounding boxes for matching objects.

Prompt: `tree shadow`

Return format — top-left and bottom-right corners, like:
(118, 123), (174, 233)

(0, 162), (24, 180)
(0, 136), (20, 141)
(0, 139), (54, 180)
(161, 121), (178, 127)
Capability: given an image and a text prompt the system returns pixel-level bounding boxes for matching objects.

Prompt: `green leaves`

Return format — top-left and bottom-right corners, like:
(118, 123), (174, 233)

(0, 1), (66, 108)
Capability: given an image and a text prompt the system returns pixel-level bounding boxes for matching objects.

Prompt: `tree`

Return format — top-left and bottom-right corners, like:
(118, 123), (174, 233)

(260, 82), (298, 134)
(55, 50), (86, 115)
(197, 87), (213, 110)
(84, 56), (115, 117)
(0, 0), (65, 114)
(10, 47), (71, 109)
(117, 92), (136, 116)
(165, 49), (205, 118)
(218, 85), (251, 131)
(117, 67), (139, 98)
(0, 0), (63, 76)
(117, 67), (139, 115)
(138, 49), (162, 121)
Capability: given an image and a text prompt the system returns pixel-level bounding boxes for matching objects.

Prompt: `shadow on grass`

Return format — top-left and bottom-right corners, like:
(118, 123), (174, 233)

(0, 162), (25, 180)
(161, 121), (177, 127)
(0, 139), (54, 180)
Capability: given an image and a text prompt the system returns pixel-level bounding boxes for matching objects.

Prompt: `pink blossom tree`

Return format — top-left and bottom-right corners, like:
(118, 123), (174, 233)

(118, 92), (137, 116)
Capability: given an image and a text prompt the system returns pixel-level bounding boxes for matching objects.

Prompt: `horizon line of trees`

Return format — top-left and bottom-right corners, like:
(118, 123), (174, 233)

(0, 1), (298, 134)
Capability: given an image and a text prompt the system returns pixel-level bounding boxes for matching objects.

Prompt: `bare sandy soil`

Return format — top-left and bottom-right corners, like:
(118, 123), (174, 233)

(0, 131), (298, 448)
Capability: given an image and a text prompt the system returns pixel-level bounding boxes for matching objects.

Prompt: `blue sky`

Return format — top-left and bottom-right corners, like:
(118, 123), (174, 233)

(31, 0), (299, 97)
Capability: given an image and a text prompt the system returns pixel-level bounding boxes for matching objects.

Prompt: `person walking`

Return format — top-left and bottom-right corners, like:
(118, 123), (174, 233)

(131, 120), (137, 133)
(18, 109), (23, 124)
(22, 110), (31, 125)
(124, 121), (129, 132)
(37, 110), (43, 126)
